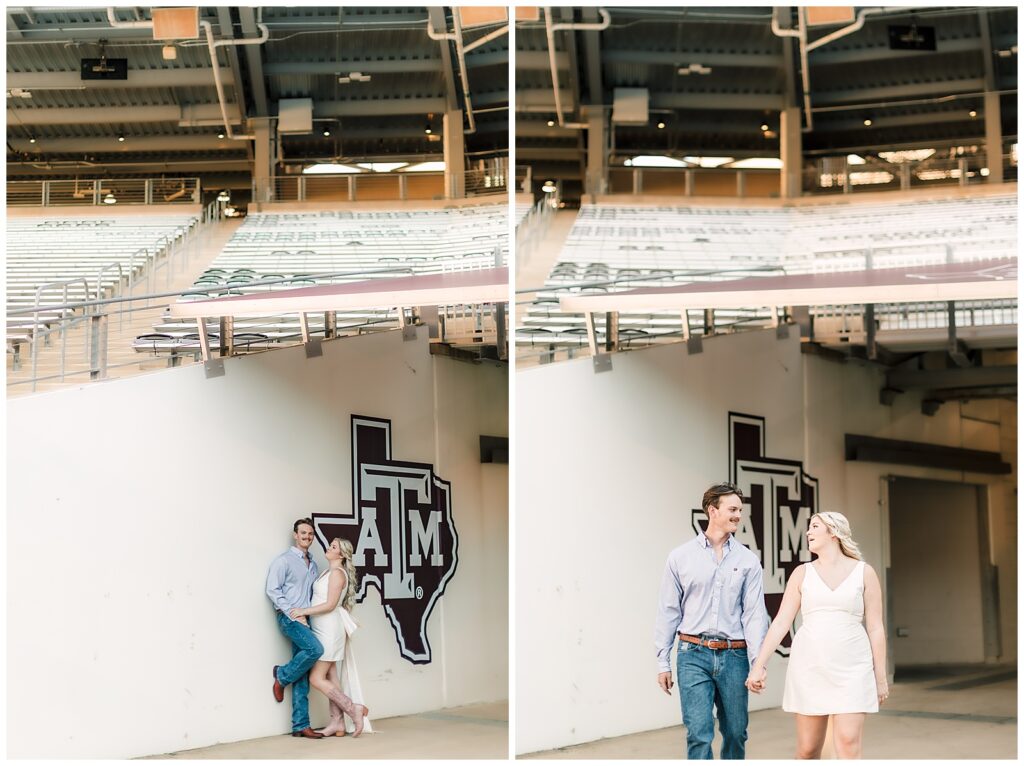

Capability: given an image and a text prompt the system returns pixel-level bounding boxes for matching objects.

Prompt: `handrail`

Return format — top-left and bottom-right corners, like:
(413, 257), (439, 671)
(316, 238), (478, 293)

(95, 262), (125, 331)
(31, 276), (90, 392)
(7, 266), (419, 316)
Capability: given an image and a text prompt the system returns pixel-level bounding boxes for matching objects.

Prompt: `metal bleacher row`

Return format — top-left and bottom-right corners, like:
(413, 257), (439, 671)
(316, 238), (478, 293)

(518, 194), (1018, 347)
(135, 205), (508, 352)
(6, 214), (199, 358)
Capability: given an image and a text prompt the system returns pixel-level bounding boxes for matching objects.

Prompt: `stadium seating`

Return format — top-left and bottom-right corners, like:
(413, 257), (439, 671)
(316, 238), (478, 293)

(6, 214), (198, 359)
(518, 195), (1018, 347)
(136, 205), (508, 352)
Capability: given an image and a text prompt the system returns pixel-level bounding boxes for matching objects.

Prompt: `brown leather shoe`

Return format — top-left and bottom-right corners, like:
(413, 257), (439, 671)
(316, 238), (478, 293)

(291, 727), (325, 739)
(272, 665), (284, 703)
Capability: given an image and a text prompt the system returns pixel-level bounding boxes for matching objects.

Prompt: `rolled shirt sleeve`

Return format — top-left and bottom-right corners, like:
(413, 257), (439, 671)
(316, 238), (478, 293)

(654, 555), (684, 673)
(740, 559), (770, 666)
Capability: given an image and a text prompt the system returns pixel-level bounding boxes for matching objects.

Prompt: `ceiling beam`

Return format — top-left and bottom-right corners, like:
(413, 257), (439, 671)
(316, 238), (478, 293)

(886, 365), (1016, 389)
(7, 68), (232, 90)
(515, 88), (577, 113)
(7, 159), (255, 175)
(581, 6), (604, 104)
(313, 97), (448, 117)
(10, 135), (247, 153)
(809, 35), (984, 66)
(7, 103), (242, 126)
(238, 6), (269, 117)
(263, 58), (443, 76)
(428, 6), (458, 112)
(651, 92), (785, 110)
(814, 110), (985, 132)
(516, 147), (582, 160)
(603, 49), (783, 69)
(216, 6), (247, 130)
(813, 78), (987, 106)
(515, 50), (570, 70)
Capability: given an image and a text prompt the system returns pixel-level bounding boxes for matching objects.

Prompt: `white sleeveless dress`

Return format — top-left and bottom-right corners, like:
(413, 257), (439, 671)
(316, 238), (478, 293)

(309, 570), (374, 734)
(783, 561), (878, 715)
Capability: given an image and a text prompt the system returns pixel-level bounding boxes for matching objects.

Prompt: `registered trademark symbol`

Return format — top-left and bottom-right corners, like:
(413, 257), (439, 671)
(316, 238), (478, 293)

(416, 586), (424, 599)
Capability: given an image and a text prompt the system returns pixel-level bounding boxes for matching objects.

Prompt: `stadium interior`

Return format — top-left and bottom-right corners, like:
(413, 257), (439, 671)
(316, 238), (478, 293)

(7, 5), (510, 395)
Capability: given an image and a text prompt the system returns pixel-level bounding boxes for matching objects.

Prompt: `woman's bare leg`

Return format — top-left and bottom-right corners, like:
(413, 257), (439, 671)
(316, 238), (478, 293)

(832, 713), (866, 759)
(795, 714), (829, 759)
(321, 663), (345, 736)
(308, 661), (343, 735)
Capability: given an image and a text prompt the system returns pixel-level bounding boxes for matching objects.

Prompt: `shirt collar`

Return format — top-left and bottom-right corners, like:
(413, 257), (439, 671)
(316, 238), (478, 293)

(290, 545), (310, 560)
(698, 531), (734, 550)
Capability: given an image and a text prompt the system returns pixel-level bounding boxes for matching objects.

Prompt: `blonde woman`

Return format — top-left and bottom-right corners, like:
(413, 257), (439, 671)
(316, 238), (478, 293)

(290, 538), (371, 737)
(745, 512), (888, 759)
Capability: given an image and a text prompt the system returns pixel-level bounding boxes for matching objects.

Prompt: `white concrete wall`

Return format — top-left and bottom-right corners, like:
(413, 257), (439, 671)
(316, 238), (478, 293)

(6, 328), (507, 758)
(516, 329), (1016, 754)
(516, 329), (805, 755)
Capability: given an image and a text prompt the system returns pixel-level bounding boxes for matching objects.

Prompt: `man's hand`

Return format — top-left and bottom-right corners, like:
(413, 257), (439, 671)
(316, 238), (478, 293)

(745, 665), (767, 694)
(657, 671), (673, 695)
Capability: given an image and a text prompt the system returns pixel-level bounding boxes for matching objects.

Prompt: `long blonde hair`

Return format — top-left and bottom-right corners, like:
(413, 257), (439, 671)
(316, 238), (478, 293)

(811, 512), (863, 560)
(332, 538), (358, 611)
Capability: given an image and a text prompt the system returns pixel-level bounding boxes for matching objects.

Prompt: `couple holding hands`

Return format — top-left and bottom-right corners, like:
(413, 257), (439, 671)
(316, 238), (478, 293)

(655, 483), (889, 760)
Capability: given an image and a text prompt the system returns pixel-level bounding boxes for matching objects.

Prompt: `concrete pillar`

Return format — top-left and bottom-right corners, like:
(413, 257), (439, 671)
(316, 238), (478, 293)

(780, 106), (802, 198)
(736, 171), (746, 197)
(443, 109), (465, 198)
(252, 117), (273, 203)
(984, 91), (1003, 184)
(584, 107), (608, 199)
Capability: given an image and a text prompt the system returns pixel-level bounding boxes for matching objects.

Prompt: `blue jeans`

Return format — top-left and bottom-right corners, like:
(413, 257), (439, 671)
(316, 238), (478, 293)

(676, 638), (750, 760)
(275, 612), (324, 732)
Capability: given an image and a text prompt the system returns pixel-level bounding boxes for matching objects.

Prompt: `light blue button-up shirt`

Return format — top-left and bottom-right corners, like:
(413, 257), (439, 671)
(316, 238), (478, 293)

(266, 546), (318, 618)
(654, 532), (770, 672)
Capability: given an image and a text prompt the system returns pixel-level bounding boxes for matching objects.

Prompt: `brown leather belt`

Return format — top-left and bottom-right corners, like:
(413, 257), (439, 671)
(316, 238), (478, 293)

(679, 633), (746, 650)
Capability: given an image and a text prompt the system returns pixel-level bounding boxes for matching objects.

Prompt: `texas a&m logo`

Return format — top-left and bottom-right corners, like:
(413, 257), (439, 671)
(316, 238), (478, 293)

(313, 415), (458, 664)
(691, 412), (818, 655)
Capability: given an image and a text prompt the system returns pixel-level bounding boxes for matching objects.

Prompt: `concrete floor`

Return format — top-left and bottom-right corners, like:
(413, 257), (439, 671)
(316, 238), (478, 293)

(521, 665), (1016, 760)
(142, 701), (508, 760)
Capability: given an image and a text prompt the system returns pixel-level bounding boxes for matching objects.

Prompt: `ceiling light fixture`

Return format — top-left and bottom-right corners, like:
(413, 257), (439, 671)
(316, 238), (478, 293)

(547, 119), (555, 127)
(657, 121), (666, 129)
(760, 123), (769, 131)
(103, 191), (117, 205)
(217, 130), (225, 138)
(323, 129), (331, 137)
(216, 190), (230, 202)
(28, 136), (36, 144)
(117, 134), (126, 142)
(863, 118), (873, 126)
(677, 63), (712, 75)
(969, 110), (977, 118)
(424, 125), (432, 135)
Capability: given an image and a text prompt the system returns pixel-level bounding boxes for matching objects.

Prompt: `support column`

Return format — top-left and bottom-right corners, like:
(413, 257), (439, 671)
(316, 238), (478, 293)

(252, 117), (273, 204)
(443, 109), (465, 198)
(780, 106), (802, 199)
(984, 91), (1003, 184)
(584, 106), (607, 200)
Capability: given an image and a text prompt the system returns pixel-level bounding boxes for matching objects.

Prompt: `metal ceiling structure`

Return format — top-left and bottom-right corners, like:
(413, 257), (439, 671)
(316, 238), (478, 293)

(7, 6), (509, 193)
(516, 5), (1018, 198)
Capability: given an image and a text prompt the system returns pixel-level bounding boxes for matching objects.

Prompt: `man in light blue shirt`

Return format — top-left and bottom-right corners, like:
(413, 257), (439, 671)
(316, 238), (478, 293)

(654, 482), (770, 759)
(267, 518), (325, 739)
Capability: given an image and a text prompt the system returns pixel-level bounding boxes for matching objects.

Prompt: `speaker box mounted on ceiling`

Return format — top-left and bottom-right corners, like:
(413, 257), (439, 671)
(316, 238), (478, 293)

(80, 58), (128, 80)
(152, 7), (200, 40)
(888, 24), (936, 51)
(458, 6), (508, 28)
(278, 98), (314, 135)
(612, 88), (649, 125)
(805, 7), (856, 26)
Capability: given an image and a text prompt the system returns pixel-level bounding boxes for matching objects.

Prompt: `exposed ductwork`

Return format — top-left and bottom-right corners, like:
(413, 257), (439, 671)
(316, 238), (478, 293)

(545, 8), (611, 129)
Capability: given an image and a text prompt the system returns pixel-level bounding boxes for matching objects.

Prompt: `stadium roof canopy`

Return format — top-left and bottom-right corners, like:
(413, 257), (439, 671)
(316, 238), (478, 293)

(7, 6), (509, 185)
(517, 6), (1018, 190)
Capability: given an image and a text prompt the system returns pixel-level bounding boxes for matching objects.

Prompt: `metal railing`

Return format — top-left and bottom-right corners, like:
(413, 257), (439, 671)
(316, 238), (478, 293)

(806, 153), (1017, 195)
(6, 177), (202, 206)
(7, 216), (205, 390)
(8, 265), (508, 393)
(515, 197), (554, 276)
